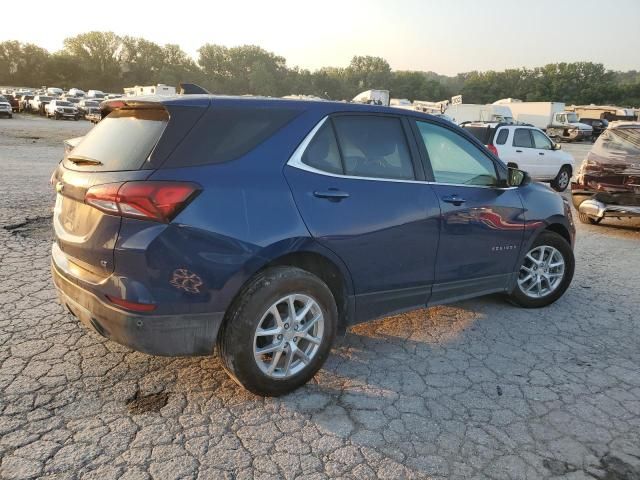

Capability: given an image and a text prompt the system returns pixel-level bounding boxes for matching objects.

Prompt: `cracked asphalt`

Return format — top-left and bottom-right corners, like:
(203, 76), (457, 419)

(1, 114), (640, 480)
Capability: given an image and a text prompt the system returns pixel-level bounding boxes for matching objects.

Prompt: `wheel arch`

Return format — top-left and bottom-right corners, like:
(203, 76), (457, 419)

(544, 222), (572, 245)
(219, 241), (355, 333)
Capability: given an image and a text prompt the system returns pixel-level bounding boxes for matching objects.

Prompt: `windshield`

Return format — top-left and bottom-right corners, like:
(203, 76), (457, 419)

(85, 101), (99, 107)
(57, 101), (72, 107)
(40, 96), (52, 101)
(567, 113), (579, 123)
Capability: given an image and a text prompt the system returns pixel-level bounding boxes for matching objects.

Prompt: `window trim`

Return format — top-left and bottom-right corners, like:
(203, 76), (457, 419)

(288, 116), (516, 190)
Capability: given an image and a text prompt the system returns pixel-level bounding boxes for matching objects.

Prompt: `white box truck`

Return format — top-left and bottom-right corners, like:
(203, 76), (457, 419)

(494, 100), (593, 141)
(444, 104), (514, 125)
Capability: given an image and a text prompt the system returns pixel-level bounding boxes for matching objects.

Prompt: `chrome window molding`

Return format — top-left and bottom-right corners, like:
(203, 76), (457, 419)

(286, 116), (517, 191)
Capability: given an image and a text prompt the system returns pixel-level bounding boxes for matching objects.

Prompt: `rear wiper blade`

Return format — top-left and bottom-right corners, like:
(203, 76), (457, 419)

(67, 155), (103, 166)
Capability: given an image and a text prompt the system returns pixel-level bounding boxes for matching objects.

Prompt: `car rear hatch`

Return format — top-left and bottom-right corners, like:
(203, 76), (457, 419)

(52, 97), (209, 279)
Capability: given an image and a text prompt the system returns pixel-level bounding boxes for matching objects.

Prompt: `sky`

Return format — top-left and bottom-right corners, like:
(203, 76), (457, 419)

(3, 0), (639, 75)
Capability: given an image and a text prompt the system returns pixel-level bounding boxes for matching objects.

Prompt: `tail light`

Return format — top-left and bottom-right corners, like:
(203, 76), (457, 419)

(486, 144), (499, 156)
(85, 181), (201, 223)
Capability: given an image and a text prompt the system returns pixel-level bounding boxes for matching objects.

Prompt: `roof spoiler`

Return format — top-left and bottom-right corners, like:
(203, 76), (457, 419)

(178, 83), (210, 95)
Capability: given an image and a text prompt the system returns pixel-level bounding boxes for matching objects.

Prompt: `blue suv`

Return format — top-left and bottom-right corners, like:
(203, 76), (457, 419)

(51, 95), (575, 396)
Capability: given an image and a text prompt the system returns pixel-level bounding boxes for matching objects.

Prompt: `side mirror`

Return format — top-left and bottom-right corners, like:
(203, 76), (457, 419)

(552, 143), (561, 150)
(507, 167), (531, 187)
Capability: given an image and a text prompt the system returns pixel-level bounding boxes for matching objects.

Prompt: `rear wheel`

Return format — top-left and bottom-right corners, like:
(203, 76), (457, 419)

(218, 266), (337, 396)
(508, 231), (574, 308)
(551, 166), (571, 192)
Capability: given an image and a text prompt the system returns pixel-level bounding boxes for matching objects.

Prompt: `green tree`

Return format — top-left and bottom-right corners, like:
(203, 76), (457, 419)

(63, 31), (123, 91)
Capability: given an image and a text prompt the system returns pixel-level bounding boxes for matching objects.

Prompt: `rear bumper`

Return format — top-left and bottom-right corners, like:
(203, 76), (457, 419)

(52, 261), (224, 356)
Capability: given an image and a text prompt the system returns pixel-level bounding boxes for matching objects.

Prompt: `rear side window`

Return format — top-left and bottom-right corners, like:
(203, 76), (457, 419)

(332, 116), (415, 180)
(301, 122), (343, 174)
(164, 106), (302, 167)
(462, 126), (493, 145)
(513, 128), (533, 148)
(64, 108), (168, 171)
(495, 129), (509, 145)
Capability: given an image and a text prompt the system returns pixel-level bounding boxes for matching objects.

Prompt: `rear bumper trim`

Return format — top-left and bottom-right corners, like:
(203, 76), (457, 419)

(578, 199), (640, 219)
(52, 262), (223, 356)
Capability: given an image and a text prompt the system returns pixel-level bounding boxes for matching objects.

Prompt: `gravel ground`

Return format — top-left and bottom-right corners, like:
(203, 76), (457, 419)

(1, 114), (639, 480)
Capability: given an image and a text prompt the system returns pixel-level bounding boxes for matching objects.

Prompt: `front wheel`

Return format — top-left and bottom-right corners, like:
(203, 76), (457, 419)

(551, 166), (571, 192)
(508, 231), (574, 308)
(218, 266), (337, 396)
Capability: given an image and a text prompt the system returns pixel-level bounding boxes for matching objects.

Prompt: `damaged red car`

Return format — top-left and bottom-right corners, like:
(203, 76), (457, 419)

(572, 122), (640, 225)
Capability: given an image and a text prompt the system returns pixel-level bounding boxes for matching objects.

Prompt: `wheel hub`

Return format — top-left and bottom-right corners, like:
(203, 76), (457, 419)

(517, 245), (565, 299)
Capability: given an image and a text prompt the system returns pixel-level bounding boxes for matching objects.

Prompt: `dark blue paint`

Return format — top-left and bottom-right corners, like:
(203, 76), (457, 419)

(52, 96), (575, 355)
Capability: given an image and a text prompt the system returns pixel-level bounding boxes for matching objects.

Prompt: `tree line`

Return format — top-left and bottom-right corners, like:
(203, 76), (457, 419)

(1, 31), (639, 106)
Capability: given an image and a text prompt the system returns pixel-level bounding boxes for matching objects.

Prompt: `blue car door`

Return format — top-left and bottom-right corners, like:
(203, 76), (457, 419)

(284, 113), (441, 323)
(411, 120), (526, 304)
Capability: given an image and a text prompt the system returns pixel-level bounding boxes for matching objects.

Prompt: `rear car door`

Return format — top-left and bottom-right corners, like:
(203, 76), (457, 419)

(412, 120), (525, 303)
(285, 113), (441, 322)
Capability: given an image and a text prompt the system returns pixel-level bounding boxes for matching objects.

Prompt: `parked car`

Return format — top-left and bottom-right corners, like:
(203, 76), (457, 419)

(77, 99), (100, 118)
(30, 95), (53, 115)
(0, 96), (13, 118)
(19, 94), (34, 113)
(87, 89), (105, 99)
(461, 122), (575, 191)
(67, 88), (86, 97)
(3, 93), (20, 112)
(50, 96), (576, 396)
(578, 118), (609, 140)
(571, 121), (640, 224)
(46, 87), (64, 97)
(45, 99), (80, 120)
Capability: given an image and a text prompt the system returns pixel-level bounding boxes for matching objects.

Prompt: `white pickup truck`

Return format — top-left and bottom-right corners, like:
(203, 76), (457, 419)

(45, 100), (80, 120)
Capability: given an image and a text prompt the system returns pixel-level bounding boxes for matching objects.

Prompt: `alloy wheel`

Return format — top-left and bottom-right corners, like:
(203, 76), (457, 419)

(253, 294), (324, 378)
(557, 170), (569, 189)
(517, 245), (565, 298)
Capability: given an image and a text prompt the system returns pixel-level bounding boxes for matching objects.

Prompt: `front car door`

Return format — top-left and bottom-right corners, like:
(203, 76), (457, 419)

(285, 113), (441, 323)
(511, 128), (542, 178)
(530, 128), (558, 179)
(412, 120), (525, 304)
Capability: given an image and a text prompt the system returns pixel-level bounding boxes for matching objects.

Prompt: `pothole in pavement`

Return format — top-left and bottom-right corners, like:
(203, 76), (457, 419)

(126, 390), (169, 414)
(3, 216), (53, 241)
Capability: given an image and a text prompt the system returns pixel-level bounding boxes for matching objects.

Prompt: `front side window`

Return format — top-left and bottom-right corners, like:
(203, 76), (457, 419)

(332, 116), (415, 180)
(416, 121), (498, 186)
(531, 130), (552, 150)
(513, 128), (534, 148)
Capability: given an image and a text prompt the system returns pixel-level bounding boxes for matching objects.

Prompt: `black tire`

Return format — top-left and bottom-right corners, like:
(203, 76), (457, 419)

(508, 231), (574, 308)
(217, 266), (337, 396)
(551, 166), (571, 192)
(578, 212), (601, 225)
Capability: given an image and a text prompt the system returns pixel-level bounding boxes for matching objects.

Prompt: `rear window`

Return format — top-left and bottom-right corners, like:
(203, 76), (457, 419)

(64, 108), (168, 171)
(162, 106), (301, 168)
(462, 126), (494, 145)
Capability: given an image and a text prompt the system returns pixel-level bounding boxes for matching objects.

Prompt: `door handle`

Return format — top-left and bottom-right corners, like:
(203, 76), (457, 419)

(441, 195), (466, 206)
(515, 149), (523, 153)
(313, 189), (350, 202)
